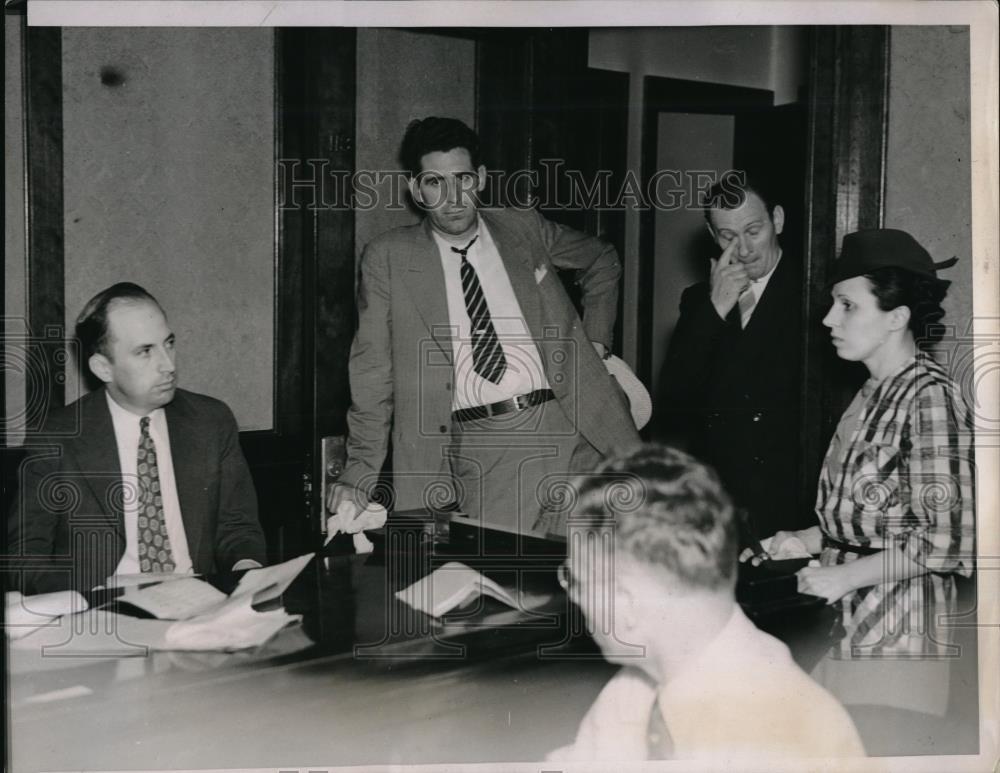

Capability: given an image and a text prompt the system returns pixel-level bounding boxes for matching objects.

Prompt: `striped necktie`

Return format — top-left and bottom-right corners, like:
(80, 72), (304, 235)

(137, 416), (175, 572)
(452, 234), (507, 384)
(738, 286), (757, 329)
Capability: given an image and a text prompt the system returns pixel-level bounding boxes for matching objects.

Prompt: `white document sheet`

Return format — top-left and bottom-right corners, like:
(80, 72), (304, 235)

(395, 561), (551, 618)
(118, 577), (228, 620)
(5, 590), (90, 640)
(229, 552), (315, 605)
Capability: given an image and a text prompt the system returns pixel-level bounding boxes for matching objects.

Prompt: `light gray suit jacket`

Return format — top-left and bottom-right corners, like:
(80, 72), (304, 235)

(340, 207), (640, 510)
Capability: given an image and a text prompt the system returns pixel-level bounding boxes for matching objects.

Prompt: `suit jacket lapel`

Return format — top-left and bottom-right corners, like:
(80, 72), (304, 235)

(406, 221), (455, 361)
(164, 394), (204, 559)
(73, 390), (125, 533)
(739, 255), (794, 349)
(481, 210), (544, 337)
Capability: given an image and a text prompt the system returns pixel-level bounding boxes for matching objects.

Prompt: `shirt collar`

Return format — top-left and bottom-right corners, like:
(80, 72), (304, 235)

(749, 251), (782, 295)
(105, 390), (164, 427)
(430, 217), (483, 256)
(657, 605), (757, 708)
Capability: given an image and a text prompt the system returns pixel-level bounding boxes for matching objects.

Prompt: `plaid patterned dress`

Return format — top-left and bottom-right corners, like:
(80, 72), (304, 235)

(815, 354), (976, 659)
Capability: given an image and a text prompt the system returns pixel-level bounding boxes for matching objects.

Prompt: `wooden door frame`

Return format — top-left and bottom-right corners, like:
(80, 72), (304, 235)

(800, 26), (889, 505)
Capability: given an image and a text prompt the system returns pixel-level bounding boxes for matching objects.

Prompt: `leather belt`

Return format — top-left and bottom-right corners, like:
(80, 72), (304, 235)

(822, 535), (882, 556)
(452, 389), (555, 423)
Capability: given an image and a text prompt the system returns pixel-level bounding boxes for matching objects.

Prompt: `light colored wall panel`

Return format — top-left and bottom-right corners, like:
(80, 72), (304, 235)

(884, 27), (973, 354)
(651, 113), (734, 394)
(61, 28), (275, 430)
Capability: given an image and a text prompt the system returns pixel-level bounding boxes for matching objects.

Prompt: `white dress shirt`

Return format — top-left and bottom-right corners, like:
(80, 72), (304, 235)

(551, 605), (865, 761)
(433, 219), (551, 410)
(106, 392), (193, 577)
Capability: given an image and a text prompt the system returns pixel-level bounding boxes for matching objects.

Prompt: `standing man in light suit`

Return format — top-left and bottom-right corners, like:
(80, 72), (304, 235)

(328, 117), (639, 536)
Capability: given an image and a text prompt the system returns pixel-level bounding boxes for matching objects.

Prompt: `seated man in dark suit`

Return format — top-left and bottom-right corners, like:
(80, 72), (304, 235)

(8, 283), (266, 594)
(656, 171), (809, 540)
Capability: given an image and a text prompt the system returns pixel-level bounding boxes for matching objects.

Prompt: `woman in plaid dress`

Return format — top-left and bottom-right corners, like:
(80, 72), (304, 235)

(762, 229), (975, 717)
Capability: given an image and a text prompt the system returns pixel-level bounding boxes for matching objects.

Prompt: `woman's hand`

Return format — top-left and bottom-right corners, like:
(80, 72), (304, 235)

(796, 563), (857, 604)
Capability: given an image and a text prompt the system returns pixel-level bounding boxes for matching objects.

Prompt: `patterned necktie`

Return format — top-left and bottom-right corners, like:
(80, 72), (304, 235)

(738, 285), (757, 329)
(452, 234), (507, 383)
(137, 416), (175, 572)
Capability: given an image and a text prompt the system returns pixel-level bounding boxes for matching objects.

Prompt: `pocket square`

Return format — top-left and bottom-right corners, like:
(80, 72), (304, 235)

(534, 266), (548, 283)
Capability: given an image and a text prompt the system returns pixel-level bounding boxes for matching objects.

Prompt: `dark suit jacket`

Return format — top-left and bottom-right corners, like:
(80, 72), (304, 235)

(656, 255), (808, 537)
(8, 388), (266, 594)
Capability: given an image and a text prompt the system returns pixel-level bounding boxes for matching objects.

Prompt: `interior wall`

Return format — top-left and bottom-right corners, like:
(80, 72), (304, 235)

(354, 29), (476, 261)
(61, 28), (275, 430)
(651, 113), (734, 393)
(884, 26), (973, 363)
(588, 26), (808, 369)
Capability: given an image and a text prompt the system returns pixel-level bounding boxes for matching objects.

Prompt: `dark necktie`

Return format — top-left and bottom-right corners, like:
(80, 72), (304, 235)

(137, 416), (175, 572)
(451, 234), (507, 384)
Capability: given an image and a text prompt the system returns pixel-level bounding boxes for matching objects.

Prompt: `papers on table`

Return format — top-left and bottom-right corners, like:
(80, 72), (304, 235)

(104, 572), (198, 589)
(758, 535), (813, 560)
(115, 553), (314, 620)
(395, 561), (551, 618)
(5, 590), (89, 640)
(6, 554), (315, 653)
(230, 552), (314, 606)
(119, 577), (228, 619)
(163, 595), (298, 651)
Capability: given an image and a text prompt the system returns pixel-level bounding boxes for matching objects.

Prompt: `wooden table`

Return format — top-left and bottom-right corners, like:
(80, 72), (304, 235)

(7, 521), (835, 770)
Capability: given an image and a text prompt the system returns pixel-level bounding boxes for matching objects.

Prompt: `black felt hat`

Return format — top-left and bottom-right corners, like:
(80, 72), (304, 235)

(829, 229), (958, 285)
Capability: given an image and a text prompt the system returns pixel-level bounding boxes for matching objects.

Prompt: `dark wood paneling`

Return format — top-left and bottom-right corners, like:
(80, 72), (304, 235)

(476, 31), (629, 350)
(475, 30), (536, 207)
(638, 76), (774, 386)
(247, 28), (358, 558)
(23, 24), (65, 418)
(800, 26), (889, 507)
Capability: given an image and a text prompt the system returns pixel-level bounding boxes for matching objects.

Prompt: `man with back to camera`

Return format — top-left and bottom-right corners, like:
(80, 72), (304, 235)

(8, 283), (266, 594)
(550, 444), (865, 761)
(327, 116), (640, 538)
(656, 171), (808, 541)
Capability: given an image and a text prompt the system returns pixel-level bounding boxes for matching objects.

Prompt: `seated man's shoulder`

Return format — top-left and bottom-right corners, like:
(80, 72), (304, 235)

(169, 388), (236, 423)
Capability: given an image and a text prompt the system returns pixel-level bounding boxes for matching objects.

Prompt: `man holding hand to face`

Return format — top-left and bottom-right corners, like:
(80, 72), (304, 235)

(657, 171), (809, 541)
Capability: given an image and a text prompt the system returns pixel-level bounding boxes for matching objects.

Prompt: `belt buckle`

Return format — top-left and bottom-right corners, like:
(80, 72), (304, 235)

(513, 393), (529, 411)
